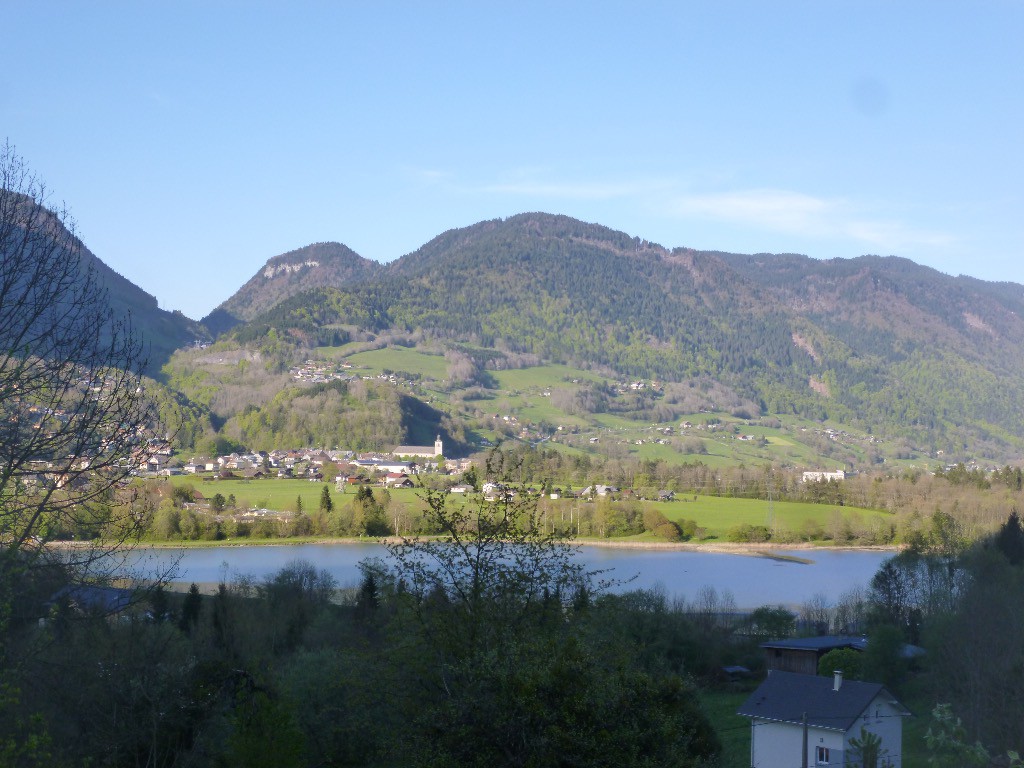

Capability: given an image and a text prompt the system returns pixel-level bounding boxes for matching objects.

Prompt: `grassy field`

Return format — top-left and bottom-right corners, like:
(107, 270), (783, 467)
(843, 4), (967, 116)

(166, 477), (890, 544)
(170, 477), (426, 514)
(507, 398), (590, 428)
(313, 340), (366, 358)
(490, 364), (608, 390)
(661, 495), (891, 539)
(344, 348), (450, 379)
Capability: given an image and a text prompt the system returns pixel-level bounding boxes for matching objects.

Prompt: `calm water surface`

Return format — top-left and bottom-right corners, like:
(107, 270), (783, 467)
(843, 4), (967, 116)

(138, 543), (890, 608)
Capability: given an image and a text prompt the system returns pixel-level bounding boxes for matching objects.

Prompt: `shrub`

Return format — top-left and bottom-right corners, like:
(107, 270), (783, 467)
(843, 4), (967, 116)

(727, 524), (771, 543)
(653, 522), (682, 542)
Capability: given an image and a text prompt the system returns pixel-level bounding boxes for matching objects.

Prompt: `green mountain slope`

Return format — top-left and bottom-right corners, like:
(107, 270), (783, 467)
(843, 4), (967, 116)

(215, 213), (1024, 459)
(246, 214), (796, 378)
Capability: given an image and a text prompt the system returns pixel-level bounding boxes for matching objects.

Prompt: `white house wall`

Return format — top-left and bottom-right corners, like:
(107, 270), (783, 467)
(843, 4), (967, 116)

(842, 697), (905, 768)
(751, 720), (844, 768)
(807, 727), (844, 766)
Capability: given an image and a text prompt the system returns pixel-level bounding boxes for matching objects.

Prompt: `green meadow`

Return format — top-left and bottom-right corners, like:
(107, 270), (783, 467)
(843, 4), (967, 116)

(344, 347), (450, 379)
(660, 495), (890, 539)
(166, 477), (888, 543)
(490, 364), (609, 390)
(169, 476), (424, 514)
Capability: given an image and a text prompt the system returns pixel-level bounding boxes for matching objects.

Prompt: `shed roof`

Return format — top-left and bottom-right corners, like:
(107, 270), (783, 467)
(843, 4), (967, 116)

(49, 584), (135, 615)
(737, 671), (909, 732)
(760, 634), (868, 653)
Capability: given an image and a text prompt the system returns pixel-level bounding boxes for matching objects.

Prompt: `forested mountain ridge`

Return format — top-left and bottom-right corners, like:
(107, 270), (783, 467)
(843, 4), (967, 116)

(249, 213), (789, 377)
(12, 199), (208, 372)
(220, 213), (1024, 458)
(201, 241), (383, 335)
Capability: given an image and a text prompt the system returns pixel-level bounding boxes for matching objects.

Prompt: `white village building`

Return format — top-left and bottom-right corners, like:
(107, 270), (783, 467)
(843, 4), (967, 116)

(392, 435), (443, 459)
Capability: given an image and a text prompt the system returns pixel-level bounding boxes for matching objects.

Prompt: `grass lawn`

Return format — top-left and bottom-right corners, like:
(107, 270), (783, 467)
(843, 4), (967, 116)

(700, 687), (752, 768)
(895, 679), (936, 765)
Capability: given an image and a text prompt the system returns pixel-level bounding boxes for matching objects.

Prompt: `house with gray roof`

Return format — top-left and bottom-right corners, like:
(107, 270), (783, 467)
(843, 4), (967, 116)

(761, 635), (925, 676)
(761, 635), (868, 675)
(738, 670), (910, 767)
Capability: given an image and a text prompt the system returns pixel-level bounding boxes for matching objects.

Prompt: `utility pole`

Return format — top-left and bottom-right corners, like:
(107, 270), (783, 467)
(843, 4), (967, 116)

(802, 712), (808, 768)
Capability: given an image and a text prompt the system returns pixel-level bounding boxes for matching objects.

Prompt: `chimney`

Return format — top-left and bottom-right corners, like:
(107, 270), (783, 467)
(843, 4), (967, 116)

(833, 670), (843, 692)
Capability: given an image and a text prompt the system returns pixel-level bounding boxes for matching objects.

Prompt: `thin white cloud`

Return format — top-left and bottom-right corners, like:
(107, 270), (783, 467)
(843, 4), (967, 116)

(843, 219), (953, 250)
(401, 166), (453, 183)
(668, 188), (954, 252)
(452, 171), (953, 254)
(671, 189), (830, 235)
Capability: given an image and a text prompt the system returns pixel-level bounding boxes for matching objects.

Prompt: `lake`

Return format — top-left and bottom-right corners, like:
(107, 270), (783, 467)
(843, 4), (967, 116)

(134, 543), (891, 609)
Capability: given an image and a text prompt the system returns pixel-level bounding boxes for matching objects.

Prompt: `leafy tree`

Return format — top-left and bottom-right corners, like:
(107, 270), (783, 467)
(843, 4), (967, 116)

(362, 507), (393, 537)
(179, 582), (202, 633)
(461, 463), (480, 491)
(862, 624), (908, 691)
(212, 493), (227, 512)
(0, 681), (56, 767)
(353, 487), (392, 537)
(375, 465), (719, 766)
(868, 556), (917, 634)
(355, 564), (380, 621)
(171, 484), (196, 507)
(818, 648), (864, 681)
(995, 509), (1024, 565)
(148, 584), (170, 623)
(151, 501), (181, 539)
(746, 605), (795, 640)
(926, 548), (1024, 753)
(848, 726), (894, 768)
(258, 559), (337, 653)
(924, 704), (991, 768)
(226, 686), (304, 768)
(318, 485), (333, 514)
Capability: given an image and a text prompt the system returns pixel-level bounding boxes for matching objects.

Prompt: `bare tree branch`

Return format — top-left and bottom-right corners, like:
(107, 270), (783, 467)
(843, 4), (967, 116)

(0, 141), (152, 586)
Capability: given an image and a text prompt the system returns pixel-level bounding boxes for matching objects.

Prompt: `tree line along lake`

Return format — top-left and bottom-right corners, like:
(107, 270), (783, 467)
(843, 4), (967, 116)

(136, 542), (891, 609)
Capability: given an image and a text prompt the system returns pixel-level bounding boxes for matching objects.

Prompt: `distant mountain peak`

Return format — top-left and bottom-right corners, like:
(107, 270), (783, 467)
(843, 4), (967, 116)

(201, 241), (382, 336)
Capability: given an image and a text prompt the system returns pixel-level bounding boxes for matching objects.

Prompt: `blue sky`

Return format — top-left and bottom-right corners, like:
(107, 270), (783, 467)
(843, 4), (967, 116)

(3, 2), (1021, 320)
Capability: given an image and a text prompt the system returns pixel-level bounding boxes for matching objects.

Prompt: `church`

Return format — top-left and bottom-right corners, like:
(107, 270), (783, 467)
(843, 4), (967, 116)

(392, 435), (443, 459)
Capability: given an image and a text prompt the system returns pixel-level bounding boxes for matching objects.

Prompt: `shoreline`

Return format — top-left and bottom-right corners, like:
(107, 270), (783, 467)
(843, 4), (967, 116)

(57, 536), (898, 559)
(570, 539), (897, 554)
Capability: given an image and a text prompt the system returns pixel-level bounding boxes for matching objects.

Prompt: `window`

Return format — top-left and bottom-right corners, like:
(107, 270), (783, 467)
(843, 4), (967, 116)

(816, 746), (831, 765)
